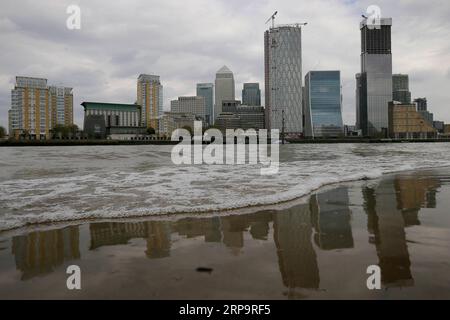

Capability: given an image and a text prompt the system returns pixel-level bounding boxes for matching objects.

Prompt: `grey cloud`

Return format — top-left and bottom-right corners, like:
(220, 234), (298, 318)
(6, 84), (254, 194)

(1, 0), (450, 131)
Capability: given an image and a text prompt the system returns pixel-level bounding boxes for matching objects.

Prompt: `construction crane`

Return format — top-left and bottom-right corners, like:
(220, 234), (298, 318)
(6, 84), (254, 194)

(265, 11), (278, 28)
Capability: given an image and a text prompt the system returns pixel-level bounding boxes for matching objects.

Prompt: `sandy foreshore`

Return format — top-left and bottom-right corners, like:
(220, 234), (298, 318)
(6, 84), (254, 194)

(1, 167), (450, 299)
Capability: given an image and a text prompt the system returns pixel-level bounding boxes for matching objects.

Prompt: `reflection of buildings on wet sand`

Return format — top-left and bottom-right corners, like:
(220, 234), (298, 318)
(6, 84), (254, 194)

(310, 187), (354, 250)
(364, 179), (413, 287)
(89, 221), (171, 259)
(364, 174), (441, 287)
(394, 176), (441, 226)
(273, 204), (320, 291)
(88, 213), (274, 258)
(12, 227), (80, 280)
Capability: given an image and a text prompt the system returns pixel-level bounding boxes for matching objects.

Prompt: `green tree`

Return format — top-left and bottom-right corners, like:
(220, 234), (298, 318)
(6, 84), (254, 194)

(0, 126), (5, 138)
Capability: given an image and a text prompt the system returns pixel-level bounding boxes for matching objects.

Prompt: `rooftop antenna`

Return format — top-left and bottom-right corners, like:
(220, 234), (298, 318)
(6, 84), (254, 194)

(265, 11), (278, 29)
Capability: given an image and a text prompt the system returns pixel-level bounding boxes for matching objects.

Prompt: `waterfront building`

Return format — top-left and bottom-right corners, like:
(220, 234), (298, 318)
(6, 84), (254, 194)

(214, 66), (235, 123)
(49, 86), (73, 127)
(170, 96), (206, 121)
(388, 101), (437, 139)
(160, 111), (199, 136)
(265, 24), (304, 134)
(9, 76), (51, 139)
(413, 98), (434, 126)
(392, 74), (411, 104)
(82, 102), (145, 139)
(303, 71), (344, 138)
(242, 83), (261, 106)
(215, 100), (265, 132)
(356, 18), (393, 137)
(196, 83), (214, 125)
(137, 74), (163, 132)
(433, 121), (445, 133)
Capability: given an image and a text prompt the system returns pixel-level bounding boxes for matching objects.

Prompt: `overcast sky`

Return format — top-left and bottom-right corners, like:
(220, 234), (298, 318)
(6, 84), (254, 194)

(1, 0), (449, 130)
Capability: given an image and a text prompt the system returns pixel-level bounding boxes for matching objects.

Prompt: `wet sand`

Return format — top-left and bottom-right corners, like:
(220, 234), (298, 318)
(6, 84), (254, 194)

(0, 168), (450, 299)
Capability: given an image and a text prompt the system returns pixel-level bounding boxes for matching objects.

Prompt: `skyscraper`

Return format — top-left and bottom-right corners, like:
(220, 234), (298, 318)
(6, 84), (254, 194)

(196, 83), (214, 125)
(356, 18), (393, 137)
(304, 71), (344, 138)
(265, 25), (304, 134)
(214, 66), (235, 124)
(392, 74), (411, 104)
(49, 86), (73, 127)
(8, 77), (74, 139)
(137, 74), (163, 132)
(242, 83), (261, 106)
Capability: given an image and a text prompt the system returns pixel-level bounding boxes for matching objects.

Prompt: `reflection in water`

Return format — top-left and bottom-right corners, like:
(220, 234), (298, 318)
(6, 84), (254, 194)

(8, 173), (442, 293)
(12, 227), (80, 280)
(363, 174), (440, 287)
(274, 205), (320, 291)
(394, 177), (440, 226)
(310, 187), (354, 250)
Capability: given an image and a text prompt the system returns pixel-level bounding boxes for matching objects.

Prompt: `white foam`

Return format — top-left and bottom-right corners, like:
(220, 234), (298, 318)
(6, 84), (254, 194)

(1, 143), (450, 231)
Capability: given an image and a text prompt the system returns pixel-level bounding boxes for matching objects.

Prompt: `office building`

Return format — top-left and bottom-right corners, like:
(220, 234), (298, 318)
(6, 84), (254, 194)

(242, 83), (261, 106)
(215, 100), (265, 132)
(82, 102), (145, 139)
(356, 18), (393, 137)
(413, 98), (433, 125)
(392, 74), (411, 104)
(265, 24), (304, 134)
(160, 112), (199, 136)
(137, 74), (163, 132)
(304, 71), (344, 138)
(170, 96), (206, 121)
(388, 101), (437, 139)
(214, 66), (235, 123)
(196, 83), (214, 125)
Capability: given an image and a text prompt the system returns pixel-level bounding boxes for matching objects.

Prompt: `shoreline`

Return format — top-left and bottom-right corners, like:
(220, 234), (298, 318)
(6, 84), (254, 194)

(2, 138), (450, 147)
(2, 164), (449, 236)
(1, 166), (450, 299)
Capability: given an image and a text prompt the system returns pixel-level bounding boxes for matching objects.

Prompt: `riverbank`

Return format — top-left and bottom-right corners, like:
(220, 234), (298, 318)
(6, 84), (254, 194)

(1, 167), (449, 299)
(2, 137), (450, 147)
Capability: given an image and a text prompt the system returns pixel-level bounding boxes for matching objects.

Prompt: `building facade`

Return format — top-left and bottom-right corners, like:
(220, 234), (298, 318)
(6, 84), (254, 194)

(242, 83), (261, 106)
(304, 71), (344, 138)
(137, 74), (163, 132)
(170, 96), (206, 121)
(413, 98), (433, 126)
(82, 102), (144, 139)
(388, 102), (437, 139)
(392, 74), (411, 104)
(357, 18), (393, 137)
(265, 25), (304, 134)
(196, 83), (214, 125)
(214, 66), (235, 123)
(49, 86), (73, 127)
(160, 112), (199, 136)
(215, 100), (265, 132)
(9, 76), (57, 139)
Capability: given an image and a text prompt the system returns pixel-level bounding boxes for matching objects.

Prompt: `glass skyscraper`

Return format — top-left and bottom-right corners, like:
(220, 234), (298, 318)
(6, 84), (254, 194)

(356, 18), (393, 137)
(242, 83), (261, 106)
(392, 74), (411, 104)
(196, 83), (214, 125)
(304, 71), (343, 138)
(264, 25), (304, 134)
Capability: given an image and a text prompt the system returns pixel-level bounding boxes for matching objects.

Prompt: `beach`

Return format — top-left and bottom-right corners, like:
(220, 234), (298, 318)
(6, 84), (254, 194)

(0, 164), (450, 299)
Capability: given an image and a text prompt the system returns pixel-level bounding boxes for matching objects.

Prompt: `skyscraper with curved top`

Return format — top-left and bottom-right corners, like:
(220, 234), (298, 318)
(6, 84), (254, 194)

(265, 25), (304, 134)
(214, 66), (235, 123)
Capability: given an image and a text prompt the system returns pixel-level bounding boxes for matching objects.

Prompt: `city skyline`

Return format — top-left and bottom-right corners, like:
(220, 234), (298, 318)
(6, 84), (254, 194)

(0, 0), (449, 131)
